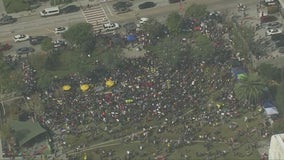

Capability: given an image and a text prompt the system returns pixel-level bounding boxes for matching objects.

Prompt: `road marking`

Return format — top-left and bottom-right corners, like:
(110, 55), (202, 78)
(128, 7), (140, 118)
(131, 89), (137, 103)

(82, 4), (110, 33)
(105, 5), (113, 16)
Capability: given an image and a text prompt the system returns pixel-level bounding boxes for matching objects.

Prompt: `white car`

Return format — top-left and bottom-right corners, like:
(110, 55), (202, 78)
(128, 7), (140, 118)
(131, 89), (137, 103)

(102, 23), (120, 31)
(265, 22), (282, 29)
(266, 28), (282, 36)
(13, 34), (30, 42)
(54, 26), (68, 34)
(137, 17), (149, 28)
(139, 17), (149, 24)
(52, 39), (67, 48)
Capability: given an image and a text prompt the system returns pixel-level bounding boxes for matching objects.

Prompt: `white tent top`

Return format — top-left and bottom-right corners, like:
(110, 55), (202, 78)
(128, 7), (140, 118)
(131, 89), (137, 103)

(269, 133), (284, 160)
(264, 107), (279, 116)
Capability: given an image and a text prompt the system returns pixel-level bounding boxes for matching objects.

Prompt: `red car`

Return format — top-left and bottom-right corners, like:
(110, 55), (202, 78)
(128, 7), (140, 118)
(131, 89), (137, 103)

(0, 43), (12, 52)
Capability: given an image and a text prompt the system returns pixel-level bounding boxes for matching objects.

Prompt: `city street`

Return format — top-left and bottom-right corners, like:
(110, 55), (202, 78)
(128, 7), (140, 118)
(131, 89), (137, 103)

(0, 0), (257, 43)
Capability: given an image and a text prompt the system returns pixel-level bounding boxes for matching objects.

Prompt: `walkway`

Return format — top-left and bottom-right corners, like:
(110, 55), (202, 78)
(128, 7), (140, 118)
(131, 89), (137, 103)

(0, 0), (6, 15)
(81, 4), (109, 33)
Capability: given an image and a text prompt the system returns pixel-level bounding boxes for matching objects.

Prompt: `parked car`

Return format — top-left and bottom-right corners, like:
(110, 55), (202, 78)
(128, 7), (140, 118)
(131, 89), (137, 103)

(136, 17), (150, 28)
(123, 22), (137, 32)
(113, 1), (132, 10)
(0, 15), (17, 25)
(61, 5), (80, 14)
(52, 39), (67, 48)
(271, 34), (284, 41)
(275, 40), (284, 48)
(16, 47), (35, 55)
(0, 43), (12, 52)
(138, 2), (156, 9)
(29, 36), (48, 45)
(13, 34), (30, 42)
(168, 0), (185, 4)
(54, 26), (68, 34)
(116, 7), (131, 14)
(266, 28), (282, 36)
(103, 23), (120, 31)
(279, 47), (284, 53)
(261, 15), (277, 24)
(265, 22), (282, 29)
(139, 17), (150, 24)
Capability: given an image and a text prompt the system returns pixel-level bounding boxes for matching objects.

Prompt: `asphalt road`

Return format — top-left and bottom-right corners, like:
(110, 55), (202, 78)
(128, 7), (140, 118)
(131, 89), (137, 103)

(0, 0), (257, 44)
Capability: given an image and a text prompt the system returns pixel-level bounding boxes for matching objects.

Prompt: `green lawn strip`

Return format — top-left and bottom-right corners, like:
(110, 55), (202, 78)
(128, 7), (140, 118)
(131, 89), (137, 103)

(3, 0), (29, 13)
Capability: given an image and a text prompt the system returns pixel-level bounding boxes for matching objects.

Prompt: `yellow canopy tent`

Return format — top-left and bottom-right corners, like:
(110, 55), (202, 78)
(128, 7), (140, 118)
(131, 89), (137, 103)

(80, 84), (89, 92)
(62, 85), (71, 91)
(105, 79), (115, 88)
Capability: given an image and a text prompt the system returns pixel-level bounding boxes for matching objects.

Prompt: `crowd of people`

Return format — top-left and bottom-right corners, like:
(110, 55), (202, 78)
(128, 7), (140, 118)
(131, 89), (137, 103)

(3, 8), (271, 160)
(36, 18), (270, 159)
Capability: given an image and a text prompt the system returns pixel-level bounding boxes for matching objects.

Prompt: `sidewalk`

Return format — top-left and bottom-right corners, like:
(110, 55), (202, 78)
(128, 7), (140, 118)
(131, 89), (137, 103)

(0, 0), (6, 15)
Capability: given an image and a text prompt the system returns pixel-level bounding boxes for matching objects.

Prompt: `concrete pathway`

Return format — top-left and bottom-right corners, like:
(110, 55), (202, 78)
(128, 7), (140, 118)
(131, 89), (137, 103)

(0, 0), (6, 15)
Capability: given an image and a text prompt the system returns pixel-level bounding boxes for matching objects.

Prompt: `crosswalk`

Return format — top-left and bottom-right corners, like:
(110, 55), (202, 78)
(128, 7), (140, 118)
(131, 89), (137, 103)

(81, 4), (110, 33)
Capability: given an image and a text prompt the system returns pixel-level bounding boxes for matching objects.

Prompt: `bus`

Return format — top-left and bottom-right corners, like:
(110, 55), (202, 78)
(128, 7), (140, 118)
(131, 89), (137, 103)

(40, 7), (60, 17)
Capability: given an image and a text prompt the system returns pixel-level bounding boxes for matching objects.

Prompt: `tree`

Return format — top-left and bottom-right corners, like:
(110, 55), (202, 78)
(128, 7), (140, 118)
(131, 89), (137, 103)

(94, 47), (123, 70)
(276, 82), (284, 117)
(44, 54), (61, 71)
(41, 37), (53, 51)
(63, 23), (93, 46)
(184, 4), (207, 19)
(190, 32), (214, 61)
(234, 73), (266, 104)
(142, 19), (168, 39)
(166, 11), (182, 34)
(147, 36), (185, 68)
(257, 63), (281, 82)
(81, 35), (96, 55)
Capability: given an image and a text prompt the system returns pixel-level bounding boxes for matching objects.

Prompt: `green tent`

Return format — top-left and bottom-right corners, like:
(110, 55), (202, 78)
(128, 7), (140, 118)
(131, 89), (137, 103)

(11, 120), (47, 146)
(237, 73), (247, 80)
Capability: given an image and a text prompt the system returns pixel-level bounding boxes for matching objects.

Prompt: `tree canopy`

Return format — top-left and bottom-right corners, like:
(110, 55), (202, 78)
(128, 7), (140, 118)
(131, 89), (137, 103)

(190, 32), (214, 61)
(63, 23), (93, 46)
(276, 82), (284, 116)
(234, 73), (266, 104)
(257, 63), (281, 82)
(184, 4), (207, 19)
(142, 19), (168, 39)
(166, 11), (182, 34)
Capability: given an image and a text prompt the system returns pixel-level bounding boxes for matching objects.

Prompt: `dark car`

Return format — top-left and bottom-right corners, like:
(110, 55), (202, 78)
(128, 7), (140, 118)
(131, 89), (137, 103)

(275, 40), (284, 48)
(123, 22), (137, 32)
(16, 47), (35, 55)
(138, 2), (156, 9)
(265, 21), (282, 29)
(61, 5), (80, 14)
(116, 7), (131, 14)
(0, 15), (17, 25)
(113, 1), (132, 10)
(0, 43), (12, 52)
(29, 36), (48, 45)
(271, 34), (284, 41)
(168, 0), (185, 4)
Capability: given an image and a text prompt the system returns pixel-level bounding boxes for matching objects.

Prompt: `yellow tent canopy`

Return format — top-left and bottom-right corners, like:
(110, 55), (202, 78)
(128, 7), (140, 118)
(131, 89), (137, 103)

(62, 85), (71, 91)
(80, 84), (89, 92)
(105, 79), (115, 88)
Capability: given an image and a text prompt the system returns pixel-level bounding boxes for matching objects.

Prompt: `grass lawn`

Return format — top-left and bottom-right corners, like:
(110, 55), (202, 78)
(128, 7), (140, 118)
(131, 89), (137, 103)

(3, 0), (30, 13)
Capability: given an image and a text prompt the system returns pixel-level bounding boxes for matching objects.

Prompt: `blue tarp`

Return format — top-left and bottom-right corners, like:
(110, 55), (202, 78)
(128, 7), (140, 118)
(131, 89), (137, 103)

(231, 67), (247, 77)
(127, 35), (136, 42)
(263, 101), (279, 116)
(263, 101), (276, 108)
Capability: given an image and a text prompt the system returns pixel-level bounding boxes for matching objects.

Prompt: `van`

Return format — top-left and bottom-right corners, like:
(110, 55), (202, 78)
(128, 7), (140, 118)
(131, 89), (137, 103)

(40, 7), (60, 17)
